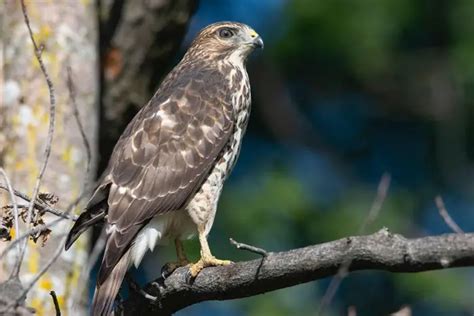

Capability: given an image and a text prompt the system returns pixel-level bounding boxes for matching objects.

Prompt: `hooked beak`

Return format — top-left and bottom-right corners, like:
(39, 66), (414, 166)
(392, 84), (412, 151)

(252, 36), (264, 49)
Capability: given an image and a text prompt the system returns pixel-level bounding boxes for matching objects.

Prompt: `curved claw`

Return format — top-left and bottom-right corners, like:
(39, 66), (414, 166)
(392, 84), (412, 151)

(185, 269), (195, 285)
(161, 262), (177, 279)
(127, 276), (158, 302)
(161, 259), (190, 279)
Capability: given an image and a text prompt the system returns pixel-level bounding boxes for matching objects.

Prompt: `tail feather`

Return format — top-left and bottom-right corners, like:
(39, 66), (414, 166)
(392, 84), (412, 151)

(92, 249), (131, 316)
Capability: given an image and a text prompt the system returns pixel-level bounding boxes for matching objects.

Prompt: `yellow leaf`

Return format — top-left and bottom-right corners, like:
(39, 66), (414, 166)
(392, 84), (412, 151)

(28, 248), (39, 273)
(37, 25), (52, 43)
(39, 278), (52, 290)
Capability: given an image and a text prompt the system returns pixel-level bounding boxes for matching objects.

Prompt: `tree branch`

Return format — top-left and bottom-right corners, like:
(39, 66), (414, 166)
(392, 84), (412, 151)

(0, 184), (77, 221)
(16, 0), (57, 278)
(123, 229), (474, 315)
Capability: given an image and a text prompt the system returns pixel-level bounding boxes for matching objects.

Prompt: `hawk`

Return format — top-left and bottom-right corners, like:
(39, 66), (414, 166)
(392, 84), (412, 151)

(65, 21), (263, 315)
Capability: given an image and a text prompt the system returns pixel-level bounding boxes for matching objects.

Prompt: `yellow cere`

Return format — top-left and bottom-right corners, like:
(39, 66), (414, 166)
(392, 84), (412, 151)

(249, 30), (259, 38)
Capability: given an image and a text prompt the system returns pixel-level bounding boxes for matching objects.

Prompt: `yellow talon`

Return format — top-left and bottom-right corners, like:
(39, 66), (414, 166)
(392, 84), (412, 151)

(187, 224), (233, 280)
(188, 255), (233, 278)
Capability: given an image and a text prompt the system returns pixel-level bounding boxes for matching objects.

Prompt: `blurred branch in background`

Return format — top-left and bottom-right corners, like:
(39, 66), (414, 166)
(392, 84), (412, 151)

(318, 172), (391, 315)
(251, 61), (350, 172)
(435, 196), (464, 234)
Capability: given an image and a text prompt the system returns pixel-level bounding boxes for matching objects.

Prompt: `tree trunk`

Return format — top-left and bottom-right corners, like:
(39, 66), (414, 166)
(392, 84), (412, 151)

(99, 0), (198, 171)
(1, 1), (98, 315)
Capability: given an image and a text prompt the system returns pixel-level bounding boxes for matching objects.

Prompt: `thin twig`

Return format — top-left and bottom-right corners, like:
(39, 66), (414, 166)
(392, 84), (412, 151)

(318, 172), (391, 315)
(0, 238), (68, 314)
(52, 77), (95, 306)
(64, 185), (93, 219)
(50, 290), (61, 316)
(65, 62), (94, 225)
(0, 169), (21, 256)
(0, 184), (77, 220)
(0, 190), (81, 261)
(66, 65), (92, 180)
(0, 202), (79, 313)
(347, 306), (357, 316)
(1, 204), (29, 211)
(391, 305), (412, 316)
(5, 239), (67, 313)
(360, 172), (392, 232)
(229, 238), (268, 257)
(0, 191), (89, 312)
(0, 218), (63, 261)
(0, 180), (89, 263)
(15, 0), (57, 278)
(435, 196), (464, 234)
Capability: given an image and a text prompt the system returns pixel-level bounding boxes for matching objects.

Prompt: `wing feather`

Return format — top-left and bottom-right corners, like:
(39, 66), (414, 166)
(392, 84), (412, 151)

(97, 67), (234, 282)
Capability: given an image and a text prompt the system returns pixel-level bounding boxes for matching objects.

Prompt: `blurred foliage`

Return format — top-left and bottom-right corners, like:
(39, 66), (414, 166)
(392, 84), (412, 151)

(278, 0), (415, 78)
(450, 0), (474, 86)
(277, 0), (474, 88)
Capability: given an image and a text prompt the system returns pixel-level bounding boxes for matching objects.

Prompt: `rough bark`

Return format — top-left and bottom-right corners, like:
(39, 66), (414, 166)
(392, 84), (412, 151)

(122, 229), (474, 315)
(1, 1), (98, 314)
(99, 0), (198, 171)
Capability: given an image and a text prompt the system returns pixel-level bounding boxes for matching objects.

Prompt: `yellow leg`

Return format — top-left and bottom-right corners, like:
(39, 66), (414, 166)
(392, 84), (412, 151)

(188, 225), (232, 278)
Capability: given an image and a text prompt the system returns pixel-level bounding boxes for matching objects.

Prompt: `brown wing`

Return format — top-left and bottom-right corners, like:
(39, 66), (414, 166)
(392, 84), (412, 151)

(97, 67), (234, 284)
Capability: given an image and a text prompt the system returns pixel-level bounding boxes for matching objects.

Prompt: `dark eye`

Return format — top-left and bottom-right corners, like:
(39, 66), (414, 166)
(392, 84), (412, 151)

(218, 28), (234, 39)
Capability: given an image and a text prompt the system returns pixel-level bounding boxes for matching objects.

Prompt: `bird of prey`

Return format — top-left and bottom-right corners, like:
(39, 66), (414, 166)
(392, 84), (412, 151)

(65, 21), (263, 315)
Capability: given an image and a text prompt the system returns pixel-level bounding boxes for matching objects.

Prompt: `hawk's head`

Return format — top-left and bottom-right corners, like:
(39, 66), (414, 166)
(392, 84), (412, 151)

(185, 22), (264, 64)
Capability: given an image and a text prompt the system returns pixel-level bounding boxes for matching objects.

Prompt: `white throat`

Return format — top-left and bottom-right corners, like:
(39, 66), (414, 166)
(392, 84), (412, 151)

(226, 49), (247, 68)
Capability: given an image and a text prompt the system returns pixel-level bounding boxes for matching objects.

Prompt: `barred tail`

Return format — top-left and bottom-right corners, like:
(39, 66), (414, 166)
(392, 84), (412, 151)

(92, 249), (131, 315)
